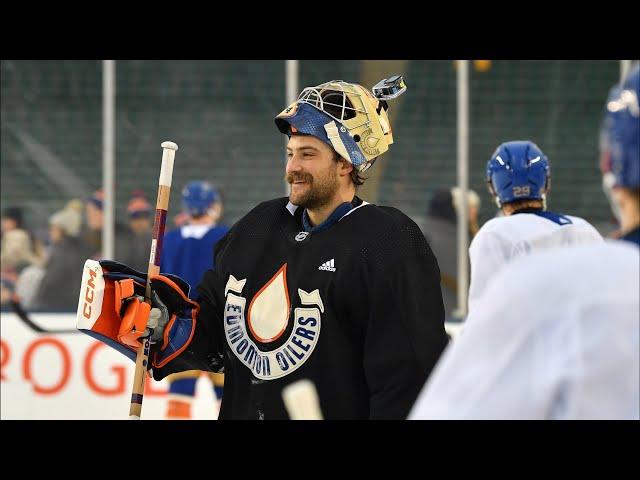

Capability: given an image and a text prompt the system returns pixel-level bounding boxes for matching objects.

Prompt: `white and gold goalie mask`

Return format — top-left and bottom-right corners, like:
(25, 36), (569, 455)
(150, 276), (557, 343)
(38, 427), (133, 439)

(275, 77), (406, 172)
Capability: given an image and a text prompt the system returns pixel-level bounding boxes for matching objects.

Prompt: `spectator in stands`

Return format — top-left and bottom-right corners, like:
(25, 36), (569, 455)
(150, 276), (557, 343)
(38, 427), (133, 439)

(83, 189), (105, 258)
(1, 206), (45, 309)
(81, 188), (129, 260)
(32, 200), (86, 311)
(120, 191), (153, 272)
(419, 187), (480, 319)
(451, 187), (481, 237)
(1, 206), (45, 272)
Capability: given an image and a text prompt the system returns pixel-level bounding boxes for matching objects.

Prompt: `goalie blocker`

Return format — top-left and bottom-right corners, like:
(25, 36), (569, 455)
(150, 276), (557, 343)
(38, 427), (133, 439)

(76, 259), (198, 370)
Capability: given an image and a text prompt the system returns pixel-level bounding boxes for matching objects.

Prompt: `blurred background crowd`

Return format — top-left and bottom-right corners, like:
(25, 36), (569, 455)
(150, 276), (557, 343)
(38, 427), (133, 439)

(0, 60), (628, 317)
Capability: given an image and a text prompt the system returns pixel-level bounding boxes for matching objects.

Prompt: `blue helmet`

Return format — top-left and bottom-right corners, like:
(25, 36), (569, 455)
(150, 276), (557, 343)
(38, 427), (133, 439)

(182, 181), (219, 217)
(605, 64), (639, 190)
(486, 140), (550, 207)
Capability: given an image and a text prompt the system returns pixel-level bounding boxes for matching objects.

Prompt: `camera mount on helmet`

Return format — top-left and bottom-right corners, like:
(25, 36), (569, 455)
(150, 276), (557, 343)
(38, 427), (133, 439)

(372, 75), (407, 100)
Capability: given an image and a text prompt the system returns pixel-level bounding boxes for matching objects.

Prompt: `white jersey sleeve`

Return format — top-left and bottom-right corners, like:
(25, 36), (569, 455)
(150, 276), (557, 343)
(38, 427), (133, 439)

(468, 229), (509, 314)
(408, 241), (640, 420)
(565, 215), (605, 244)
(467, 213), (603, 315)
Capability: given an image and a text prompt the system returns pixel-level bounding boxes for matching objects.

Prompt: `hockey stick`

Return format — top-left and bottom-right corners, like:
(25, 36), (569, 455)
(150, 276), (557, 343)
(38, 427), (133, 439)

(282, 379), (324, 420)
(129, 141), (178, 419)
(9, 296), (78, 334)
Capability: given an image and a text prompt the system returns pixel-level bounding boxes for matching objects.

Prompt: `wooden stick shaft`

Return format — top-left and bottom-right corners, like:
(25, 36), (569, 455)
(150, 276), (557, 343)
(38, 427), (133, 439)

(282, 379), (324, 420)
(129, 141), (177, 419)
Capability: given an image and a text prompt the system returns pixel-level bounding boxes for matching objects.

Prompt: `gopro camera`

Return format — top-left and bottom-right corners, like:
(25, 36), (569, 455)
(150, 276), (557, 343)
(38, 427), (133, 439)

(372, 75), (407, 100)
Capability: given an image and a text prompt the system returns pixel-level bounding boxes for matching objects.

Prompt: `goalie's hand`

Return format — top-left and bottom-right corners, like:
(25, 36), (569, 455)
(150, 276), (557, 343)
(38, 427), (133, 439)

(118, 290), (169, 346)
(76, 259), (199, 369)
(147, 291), (170, 343)
(116, 272), (200, 369)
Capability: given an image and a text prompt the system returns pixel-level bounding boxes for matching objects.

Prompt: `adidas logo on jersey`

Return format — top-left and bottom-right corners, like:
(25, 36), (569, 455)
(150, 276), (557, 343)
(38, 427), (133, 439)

(318, 259), (336, 272)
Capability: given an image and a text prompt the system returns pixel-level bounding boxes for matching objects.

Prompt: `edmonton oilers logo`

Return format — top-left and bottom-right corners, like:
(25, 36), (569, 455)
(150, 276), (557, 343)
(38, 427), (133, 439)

(223, 264), (323, 380)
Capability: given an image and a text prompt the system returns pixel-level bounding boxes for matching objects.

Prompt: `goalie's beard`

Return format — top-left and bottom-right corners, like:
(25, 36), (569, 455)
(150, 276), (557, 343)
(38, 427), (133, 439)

(285, 167), (339, 211)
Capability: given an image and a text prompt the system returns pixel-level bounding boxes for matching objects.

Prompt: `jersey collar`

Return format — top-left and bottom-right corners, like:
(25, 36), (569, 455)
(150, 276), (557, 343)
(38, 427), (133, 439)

(286, 196), (365, 233)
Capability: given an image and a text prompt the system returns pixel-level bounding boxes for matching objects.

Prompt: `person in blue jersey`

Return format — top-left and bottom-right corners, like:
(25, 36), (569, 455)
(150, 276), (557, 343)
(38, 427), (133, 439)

(408, 67), (640, 419)
(160, 180), (229, 419)
(467, 140), (603, 315)
(601, 64), (639, 246)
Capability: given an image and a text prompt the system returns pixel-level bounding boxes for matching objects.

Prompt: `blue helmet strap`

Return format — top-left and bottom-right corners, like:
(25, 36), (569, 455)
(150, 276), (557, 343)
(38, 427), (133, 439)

(487, 180), (502, 208)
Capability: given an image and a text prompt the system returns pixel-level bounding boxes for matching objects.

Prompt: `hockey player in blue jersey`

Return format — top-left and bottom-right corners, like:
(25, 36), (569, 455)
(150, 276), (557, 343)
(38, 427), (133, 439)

(408, 66), (640, 420)
(160, 180), (229, 419)
(602, 64), (639, 246)
(467, 140), (603, 315)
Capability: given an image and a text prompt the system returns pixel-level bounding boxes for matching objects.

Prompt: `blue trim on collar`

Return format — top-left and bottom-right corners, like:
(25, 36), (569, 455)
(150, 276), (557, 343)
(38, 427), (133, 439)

(513, 208), (573, 226)
(621, 227), (640, 246)
(531, 210), (572, 226)
(302, 202), (354, 233)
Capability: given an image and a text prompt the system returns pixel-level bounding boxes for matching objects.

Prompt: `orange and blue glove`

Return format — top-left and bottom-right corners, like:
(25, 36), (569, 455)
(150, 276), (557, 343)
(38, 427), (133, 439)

(76, 259), (199, 370)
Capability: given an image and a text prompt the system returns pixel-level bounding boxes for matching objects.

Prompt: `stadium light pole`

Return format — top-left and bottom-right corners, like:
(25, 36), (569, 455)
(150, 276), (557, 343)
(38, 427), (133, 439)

(620, 60), (632, 82)
(102, 60), (116, 260)
(285, 60), (299, 196)
(456, 60), (470, 319)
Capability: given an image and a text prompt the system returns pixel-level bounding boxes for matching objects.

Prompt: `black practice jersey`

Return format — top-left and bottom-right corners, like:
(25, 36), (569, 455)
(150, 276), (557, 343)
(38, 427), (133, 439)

(153, 197), (448, 419)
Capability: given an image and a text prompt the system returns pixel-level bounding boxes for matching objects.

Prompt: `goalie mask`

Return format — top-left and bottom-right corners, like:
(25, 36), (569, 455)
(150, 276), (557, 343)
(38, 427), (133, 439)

(275, 76), (407, 172)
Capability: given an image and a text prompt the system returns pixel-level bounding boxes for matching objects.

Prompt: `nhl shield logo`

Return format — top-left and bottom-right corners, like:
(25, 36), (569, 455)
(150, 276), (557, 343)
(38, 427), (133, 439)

(223, 264), (323, 380)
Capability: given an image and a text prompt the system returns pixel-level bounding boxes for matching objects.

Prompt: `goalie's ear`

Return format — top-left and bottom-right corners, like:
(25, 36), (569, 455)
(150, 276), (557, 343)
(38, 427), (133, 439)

(76, 259), (137, 361)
